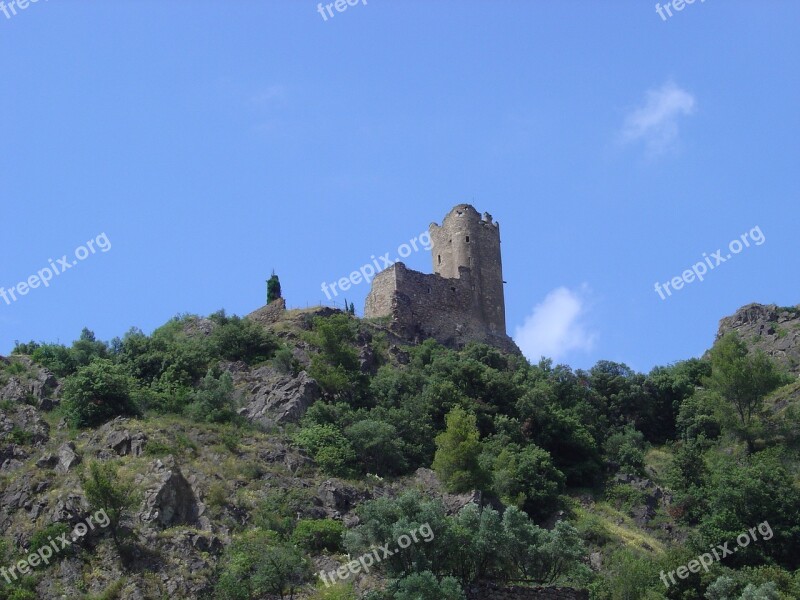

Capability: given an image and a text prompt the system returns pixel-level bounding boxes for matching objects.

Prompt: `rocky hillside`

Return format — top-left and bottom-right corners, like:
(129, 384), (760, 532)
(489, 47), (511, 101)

(716, 303), (800, 375)
(1, 300), (799, 599)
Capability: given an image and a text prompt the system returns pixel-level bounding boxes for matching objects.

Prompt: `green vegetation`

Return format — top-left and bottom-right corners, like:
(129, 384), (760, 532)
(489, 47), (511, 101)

(11, 311), (800, 599)
(291, 519), (345, 553)
(432, 407), (489, 493)
(62, 359), (139, 427)
(213, 530), (311, 600)
(267, 272), (282, 305)
(81, 461), (138, 548)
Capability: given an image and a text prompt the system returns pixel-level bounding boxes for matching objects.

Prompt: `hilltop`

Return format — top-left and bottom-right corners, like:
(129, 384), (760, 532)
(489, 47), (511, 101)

(0, 300), (799, 600)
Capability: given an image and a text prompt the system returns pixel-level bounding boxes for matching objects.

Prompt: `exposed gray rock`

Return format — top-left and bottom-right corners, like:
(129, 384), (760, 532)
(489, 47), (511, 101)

(138, 456), (207, 529)
(318, 479), (371, 519)
(0, 357), (59, 409)
(56, 441), (81, 473)
(0, 377), (27, 404)
(412, 468), (493, 515)
(235, 366), (320, 428)
(0, 405), (50, 446)
(106, 428), (147, 457)
(48, 492), (90, 526)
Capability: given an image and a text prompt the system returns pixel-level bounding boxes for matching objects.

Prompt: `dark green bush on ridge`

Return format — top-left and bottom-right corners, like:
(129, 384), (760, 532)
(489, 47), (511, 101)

(62, 359), (139, 427)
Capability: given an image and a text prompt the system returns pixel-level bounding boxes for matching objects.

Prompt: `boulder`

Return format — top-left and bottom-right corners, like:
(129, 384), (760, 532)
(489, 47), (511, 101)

(0, 377), (28, 404)
(138, 456), (206, 528)
(55, 441), (81, 473)
(106, 429), (147, 457)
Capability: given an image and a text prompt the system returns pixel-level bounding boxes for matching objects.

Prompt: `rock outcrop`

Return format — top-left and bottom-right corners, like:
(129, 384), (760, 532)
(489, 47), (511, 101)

(716, 303), (800, 374)
(138, 456), (207, 529)
(235, 365), (320, 428)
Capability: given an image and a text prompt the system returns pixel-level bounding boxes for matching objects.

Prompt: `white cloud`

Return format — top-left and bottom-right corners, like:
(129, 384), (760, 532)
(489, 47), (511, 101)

(621, 82), (696, 154)
(513, 286), (596, 363)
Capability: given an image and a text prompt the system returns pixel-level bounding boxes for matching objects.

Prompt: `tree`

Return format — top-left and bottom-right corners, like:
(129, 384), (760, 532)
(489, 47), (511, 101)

(62, 359), (139, 427)
(306, 315), (367, 402)
(81, 461), (137, 548)
(345, 419), (407, 475)
(214, 530), (311, 600)
(707, 333), (787, 448)
(432, 407), (489, 493)
(490, 443), (565, 520)
(185, 370), (240, 424)
(267, 271), (282, 304)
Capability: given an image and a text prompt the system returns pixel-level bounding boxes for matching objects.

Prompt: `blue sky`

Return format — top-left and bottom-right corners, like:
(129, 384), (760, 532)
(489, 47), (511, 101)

(1, 0), (798, 372)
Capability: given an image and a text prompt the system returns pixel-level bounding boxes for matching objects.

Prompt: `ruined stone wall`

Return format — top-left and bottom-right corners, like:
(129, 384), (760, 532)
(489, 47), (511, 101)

(364, 262), (518, 353)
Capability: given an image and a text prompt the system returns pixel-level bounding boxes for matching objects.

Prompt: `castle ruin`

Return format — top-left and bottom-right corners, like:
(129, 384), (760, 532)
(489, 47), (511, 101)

(364, 204), (519, 354)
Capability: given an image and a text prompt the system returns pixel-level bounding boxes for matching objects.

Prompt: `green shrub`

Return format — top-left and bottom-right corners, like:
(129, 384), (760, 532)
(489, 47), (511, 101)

(208, 311), (279, 365)
(143, 439), (175, 457)
(393, 572), (465, 600)
(295, 424), (356, 477)
(432, 407), (489, 493)
(7, 428), (33, 446)
(213, 530), (311, 600)
(62, 359), (139, 427)
(185, 371), (240, 424)
(253, 488), (316, 536)
(29, 522), (73, 557)
(291, 519), (345, 553)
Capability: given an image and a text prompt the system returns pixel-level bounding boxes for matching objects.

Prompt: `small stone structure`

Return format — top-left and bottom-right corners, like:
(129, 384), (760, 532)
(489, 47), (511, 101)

(365, 204), (519, 353)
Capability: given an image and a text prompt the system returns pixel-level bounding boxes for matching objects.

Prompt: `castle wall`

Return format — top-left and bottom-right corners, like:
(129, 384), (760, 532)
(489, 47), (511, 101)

(364, 262), (517, 353)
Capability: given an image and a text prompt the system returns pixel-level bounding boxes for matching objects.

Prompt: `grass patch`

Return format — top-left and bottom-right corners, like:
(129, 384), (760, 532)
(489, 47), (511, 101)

(574, 504), (666, 554)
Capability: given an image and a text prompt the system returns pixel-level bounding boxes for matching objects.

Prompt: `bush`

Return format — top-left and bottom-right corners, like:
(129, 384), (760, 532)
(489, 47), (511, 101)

(605, 425), (647, 475)
(252, 488), (316, 536)
(392, 572), (465, 600)
(213, 530), (311, 600)
(62, 359), (139, 427)
(29, 522), (73, 559)
(209, 312), (279, 365)
(291, 519), (345, 553)
(489, 443), (565, 520)
(295, 424), (356, 477)
(184, 370), (240, 424)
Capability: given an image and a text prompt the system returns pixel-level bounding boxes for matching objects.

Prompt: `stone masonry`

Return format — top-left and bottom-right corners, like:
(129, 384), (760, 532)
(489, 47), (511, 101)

(364, 204), (519, 354)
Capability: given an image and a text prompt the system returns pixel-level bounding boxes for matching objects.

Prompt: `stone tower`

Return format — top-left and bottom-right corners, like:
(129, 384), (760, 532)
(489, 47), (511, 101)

(429, 204), (506, 335)
(364, 204), (517, 354)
